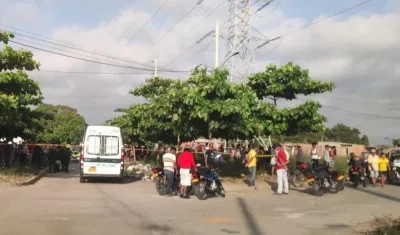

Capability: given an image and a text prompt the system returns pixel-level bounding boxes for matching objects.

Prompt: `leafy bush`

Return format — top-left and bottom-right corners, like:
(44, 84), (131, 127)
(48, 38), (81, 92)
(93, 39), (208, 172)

(358, 215), (400, 235)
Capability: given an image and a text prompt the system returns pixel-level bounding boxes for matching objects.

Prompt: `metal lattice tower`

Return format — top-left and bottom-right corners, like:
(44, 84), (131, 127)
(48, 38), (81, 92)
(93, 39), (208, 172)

(224, 0), (274, 82)
(225, 0), (255, 82)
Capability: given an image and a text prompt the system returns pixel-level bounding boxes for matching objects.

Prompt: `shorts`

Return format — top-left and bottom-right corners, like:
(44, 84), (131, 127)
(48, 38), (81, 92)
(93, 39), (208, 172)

(180, 168), (192, 186)
(379, 171), (387, 176)
(370, 170), (379, 178)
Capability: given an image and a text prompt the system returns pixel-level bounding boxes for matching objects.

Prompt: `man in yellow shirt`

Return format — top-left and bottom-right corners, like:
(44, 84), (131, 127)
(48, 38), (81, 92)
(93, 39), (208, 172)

(368, 149), (380, 187)
(378, 153), (390, 187)
(245, 145), (258, 189)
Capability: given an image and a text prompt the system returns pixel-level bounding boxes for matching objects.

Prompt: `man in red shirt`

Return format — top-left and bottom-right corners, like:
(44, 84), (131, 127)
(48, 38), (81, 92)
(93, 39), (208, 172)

(274, 143), (289, 195)
(178, 146), (197, 199)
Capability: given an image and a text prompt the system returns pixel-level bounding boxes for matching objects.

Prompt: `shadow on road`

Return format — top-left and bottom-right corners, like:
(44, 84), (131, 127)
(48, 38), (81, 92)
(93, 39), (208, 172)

(264, 178), (277, 191)
(236, 197), (266, 235)
(289, 186), (315, 195)
(352, 186), (400, 203)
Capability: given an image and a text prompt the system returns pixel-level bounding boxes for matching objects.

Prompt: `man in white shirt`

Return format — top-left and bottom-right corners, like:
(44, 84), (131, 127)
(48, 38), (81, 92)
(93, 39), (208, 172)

(162, 147), (177, 196)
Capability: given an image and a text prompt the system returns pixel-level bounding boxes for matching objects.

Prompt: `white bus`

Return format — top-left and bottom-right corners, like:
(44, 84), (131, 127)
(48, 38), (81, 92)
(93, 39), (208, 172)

(80, 125), (125, 183)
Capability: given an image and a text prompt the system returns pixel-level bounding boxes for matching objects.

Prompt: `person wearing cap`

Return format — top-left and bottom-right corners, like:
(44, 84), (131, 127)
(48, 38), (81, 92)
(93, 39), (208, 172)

(177, 146), (197, 199)
(368, 149), (380, 187)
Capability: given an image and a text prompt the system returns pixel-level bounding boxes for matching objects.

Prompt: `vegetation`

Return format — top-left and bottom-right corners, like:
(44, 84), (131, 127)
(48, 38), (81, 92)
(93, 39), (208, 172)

(0, 31), (86, 144)
(278, 123), (370, 145)
(110, 63), (336, 145)
(359, 215), (400, 235)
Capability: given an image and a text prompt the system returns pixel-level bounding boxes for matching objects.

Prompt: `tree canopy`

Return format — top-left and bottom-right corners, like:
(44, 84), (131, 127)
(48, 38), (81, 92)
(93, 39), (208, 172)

(324, 123), (369, 146)
(32, 104), (87, 144)
(110, 63), (336, 145)
(0, 31), (43, 139)
(0, 31), (87, 144)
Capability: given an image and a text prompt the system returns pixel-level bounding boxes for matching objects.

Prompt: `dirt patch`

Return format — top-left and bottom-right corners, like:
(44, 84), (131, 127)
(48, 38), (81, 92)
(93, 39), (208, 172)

(355, 215), (400, 235)
(0, 167), (37, 185)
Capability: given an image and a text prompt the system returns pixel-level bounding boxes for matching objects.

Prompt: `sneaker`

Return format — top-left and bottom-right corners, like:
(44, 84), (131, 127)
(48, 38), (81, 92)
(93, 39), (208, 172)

(183, 195), (190, 199)
(273, 192), (282, 196)
(283, 192), (289, 195)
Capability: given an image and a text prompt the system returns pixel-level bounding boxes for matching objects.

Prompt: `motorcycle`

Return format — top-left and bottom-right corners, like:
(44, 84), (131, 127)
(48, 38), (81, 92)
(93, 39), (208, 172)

(349, 165), (366, 188)
(290, 162), (308, 187)
(306, 164), (345, 196)
(151, 167), (198, 196)
(194, 164), (225, 200)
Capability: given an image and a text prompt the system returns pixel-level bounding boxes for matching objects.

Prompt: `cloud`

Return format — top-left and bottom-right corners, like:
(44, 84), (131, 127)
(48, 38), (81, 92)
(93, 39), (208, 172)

(2, 0), (399, 144)
(0, 0), (43, 25)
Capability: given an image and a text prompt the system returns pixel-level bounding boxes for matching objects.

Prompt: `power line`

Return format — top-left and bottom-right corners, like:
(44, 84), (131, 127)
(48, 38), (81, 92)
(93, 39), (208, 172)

(150, 0), (204, 50)
(10, 36), (128, 66)
(255, 0), (375, 50)
(0, 19), (159, 69)
(297, 98), (400, 120)
(159, 0), (227, 69)
(84, 0), (172, 103)
(255, 0), (281, 18)
(9, 40), (192, 73)
(124, 0), (171, 47)
(29, 70), (154, 75)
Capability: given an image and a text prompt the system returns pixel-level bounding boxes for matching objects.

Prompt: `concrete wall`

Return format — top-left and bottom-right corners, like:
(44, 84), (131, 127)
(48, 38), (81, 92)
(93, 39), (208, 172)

(284, 141), (367, 157)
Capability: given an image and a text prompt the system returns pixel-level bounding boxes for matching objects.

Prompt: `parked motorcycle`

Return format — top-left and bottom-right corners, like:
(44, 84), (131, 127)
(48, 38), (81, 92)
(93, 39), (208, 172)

(290, 162), (308, 187)
(151, 167), (198, 196)
(306, 164), (345, 196)
(349, 165), (366, 188)
(194, 164), (225, 200)
(389, 150), (400, 184)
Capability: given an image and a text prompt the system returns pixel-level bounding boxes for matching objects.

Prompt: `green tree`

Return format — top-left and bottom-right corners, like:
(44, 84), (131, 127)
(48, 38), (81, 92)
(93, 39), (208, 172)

(324, 123), (369, 145)
(247, 62), (335, 106)
(392, 138), (400, 147)
(0, 31), (43, 139)
(34, 104), (87, 144)
(111, 63), (336, 144)
(247, 62), (335, 136)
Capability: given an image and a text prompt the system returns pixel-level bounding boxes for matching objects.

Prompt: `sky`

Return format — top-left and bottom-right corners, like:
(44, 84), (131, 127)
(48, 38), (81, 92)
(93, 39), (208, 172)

(0, 0), (399, 145)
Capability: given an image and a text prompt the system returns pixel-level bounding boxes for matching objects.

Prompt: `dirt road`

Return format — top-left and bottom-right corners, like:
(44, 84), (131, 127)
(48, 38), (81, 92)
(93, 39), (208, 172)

(0, 164), (399, 235)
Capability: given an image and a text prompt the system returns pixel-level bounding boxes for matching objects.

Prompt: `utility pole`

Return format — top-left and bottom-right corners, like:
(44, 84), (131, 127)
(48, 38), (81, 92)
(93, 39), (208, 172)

(215, 21), (219, 68)
(154, 57), (158, 77)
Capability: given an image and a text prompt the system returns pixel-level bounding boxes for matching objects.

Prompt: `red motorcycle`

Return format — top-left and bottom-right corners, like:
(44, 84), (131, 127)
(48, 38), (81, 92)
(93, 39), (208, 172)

(290, 162), (309, 187)
(349, 165), (366, 188)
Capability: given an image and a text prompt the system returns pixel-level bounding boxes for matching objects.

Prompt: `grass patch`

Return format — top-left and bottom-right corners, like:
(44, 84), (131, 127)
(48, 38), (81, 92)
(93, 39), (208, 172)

(358, 215), (400, 235)
(0, 166), (38, 184)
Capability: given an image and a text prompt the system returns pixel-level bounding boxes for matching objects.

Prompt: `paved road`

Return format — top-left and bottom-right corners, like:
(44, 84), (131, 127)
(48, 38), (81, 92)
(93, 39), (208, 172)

(0, 164), (399, 235)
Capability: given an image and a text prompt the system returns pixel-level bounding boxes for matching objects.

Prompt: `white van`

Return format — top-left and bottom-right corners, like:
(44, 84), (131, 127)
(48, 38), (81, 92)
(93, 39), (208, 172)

(80, 125), (125, 183)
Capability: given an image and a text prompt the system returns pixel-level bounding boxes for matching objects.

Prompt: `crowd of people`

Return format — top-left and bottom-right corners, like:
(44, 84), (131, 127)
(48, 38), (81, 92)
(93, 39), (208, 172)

(348, 149), (390, 187)
(0, 143), (42, 168)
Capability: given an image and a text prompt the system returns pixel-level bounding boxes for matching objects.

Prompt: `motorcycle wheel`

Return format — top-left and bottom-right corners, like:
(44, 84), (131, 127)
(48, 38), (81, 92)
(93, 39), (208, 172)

(353, 180), (359, 188)
(337, 180), (344, 191)
(155, 177), (166, 196)
(312, 181), (324, 196)
(291, 170), (305, 188)
(195, 181), (208, 200)
(329, 181), (340, 194)
(217, 182), (226, 198)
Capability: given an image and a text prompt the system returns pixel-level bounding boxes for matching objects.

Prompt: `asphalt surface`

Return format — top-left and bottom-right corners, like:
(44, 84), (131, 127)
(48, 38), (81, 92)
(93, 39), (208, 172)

(0, 164), (399, 235)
